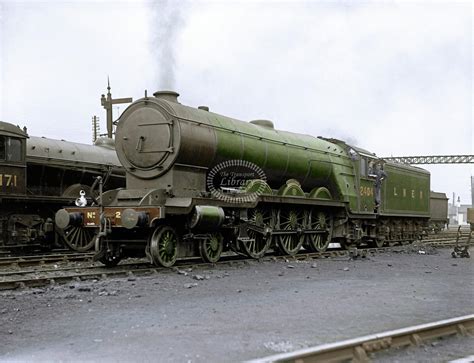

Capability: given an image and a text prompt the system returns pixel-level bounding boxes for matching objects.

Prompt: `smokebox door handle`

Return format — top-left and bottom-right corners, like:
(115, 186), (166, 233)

(136, 136), (146, 151)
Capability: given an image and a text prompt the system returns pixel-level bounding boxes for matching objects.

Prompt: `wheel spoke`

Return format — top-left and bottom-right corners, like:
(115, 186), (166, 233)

(249, 238), (256, 253)
(315, 235), (322, 249)
(277, 209), (304, 255)
(200, 233), (223, 263)
(306, 210), (332, 253)
(68, 227), (80, 242)
(240, 208), (272, 259)
(79, 230), (86, 248)
(59, 226), (97, 252)
(150, 226), (178, 267)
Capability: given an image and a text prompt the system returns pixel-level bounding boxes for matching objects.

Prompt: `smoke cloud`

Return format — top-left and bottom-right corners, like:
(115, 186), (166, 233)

(149, 0), (187, 91)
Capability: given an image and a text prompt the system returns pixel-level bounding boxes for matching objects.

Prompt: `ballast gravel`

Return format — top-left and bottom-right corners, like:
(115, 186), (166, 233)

(0, 247), (473, 362)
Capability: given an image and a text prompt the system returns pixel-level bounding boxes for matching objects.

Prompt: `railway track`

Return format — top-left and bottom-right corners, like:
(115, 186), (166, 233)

(0, 227), (466, 268)
(0, 237), (468, 291)
(0, 255), (238, 291)
(0, 247), (70, 257)
(249, 314), (474, 363)
(0, 234), (465, 269)
(0, 252), (94, 268)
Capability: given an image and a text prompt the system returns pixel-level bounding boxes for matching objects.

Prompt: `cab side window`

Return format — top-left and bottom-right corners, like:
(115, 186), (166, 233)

(0, 136), (5, 161)
(360, 158), (367, 177)
(8, 138), (23, 162)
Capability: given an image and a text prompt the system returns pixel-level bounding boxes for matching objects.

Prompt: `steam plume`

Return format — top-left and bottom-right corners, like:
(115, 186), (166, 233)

(150, 0), (187, 90)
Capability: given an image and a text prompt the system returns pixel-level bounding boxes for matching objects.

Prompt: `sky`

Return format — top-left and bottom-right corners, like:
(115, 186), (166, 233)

(0, 0), (472, 204)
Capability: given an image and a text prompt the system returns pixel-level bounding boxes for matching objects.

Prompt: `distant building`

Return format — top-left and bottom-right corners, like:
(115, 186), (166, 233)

(448, 202), (472, 225)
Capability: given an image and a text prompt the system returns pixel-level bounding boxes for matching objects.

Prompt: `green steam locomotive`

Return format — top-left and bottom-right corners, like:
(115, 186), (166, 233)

(56, 91), (431, 266)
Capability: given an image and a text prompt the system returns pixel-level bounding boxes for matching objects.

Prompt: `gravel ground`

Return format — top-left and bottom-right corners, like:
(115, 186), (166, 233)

(0, 247), (472, 362)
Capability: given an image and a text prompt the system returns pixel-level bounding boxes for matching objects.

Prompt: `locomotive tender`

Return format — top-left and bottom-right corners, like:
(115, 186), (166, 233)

(56, 91), (431, 266)
(0, 121), (124, 251)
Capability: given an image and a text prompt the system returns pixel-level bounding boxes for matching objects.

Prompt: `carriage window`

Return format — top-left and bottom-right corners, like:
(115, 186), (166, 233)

(7, 137), (22, 162)
(0, 137), (5, 160)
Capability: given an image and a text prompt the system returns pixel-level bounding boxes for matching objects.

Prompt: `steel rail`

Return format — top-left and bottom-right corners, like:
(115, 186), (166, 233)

(0, 253), (249, 290)
(0, 240), (463, 291)
(1, 238), (458, 278)
(0, 238), (457, 277)
(0, 252), (92, 262)
(423, 238), (468, 246)
(0, 260), (150, 277)
(248, 315), (474, 363)
(0, 257), (239, 291)
(0, 266), (158, 290)
(0, 252), (94, 268)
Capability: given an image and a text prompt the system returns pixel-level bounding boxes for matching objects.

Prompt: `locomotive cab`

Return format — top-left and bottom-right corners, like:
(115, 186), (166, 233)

(0, 122), (27, 196)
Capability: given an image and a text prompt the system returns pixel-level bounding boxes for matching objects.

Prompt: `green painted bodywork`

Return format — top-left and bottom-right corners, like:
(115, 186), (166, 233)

(173, 102), (357, 206)
(116, 94), (430, 217)
(190, 205), (225, 229)
(381, 163), (430, 216)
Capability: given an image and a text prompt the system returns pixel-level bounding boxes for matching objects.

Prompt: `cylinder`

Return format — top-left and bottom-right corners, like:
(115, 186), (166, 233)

(188, 206), (225, 230)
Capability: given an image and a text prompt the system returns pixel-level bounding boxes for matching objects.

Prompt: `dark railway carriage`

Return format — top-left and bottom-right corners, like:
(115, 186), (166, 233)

(429, 191), (448, 232)
(0, 122), (27, 196)
(56, 91), (433, 266)
(0, 121), (124, 251)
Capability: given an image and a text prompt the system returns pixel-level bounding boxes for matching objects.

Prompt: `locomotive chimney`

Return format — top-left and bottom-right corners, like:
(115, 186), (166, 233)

(153, 90), (180, 103)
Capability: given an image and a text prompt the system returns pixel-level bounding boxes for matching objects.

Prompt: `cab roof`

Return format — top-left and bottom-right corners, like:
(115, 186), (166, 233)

(0, 121), (28, 139)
